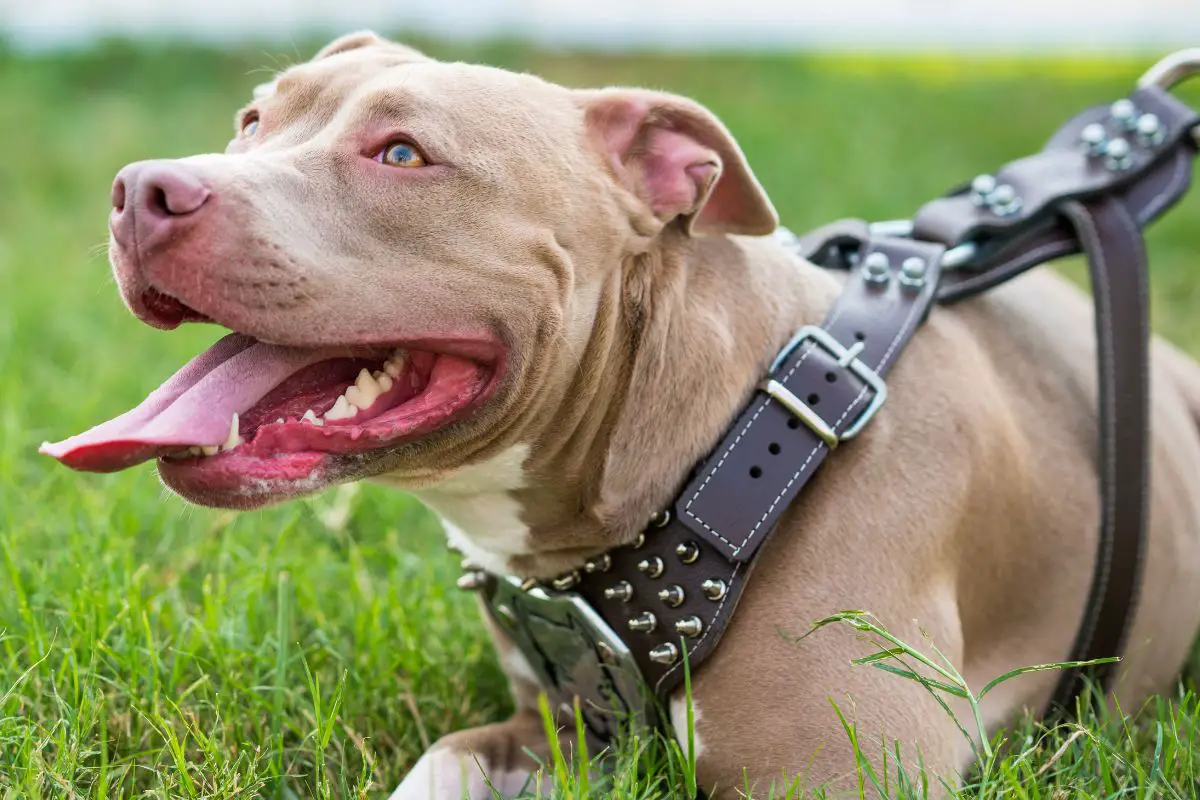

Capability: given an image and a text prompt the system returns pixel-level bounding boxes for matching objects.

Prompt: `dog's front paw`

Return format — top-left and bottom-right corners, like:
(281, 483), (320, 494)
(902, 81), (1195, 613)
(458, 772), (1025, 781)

(388, 745), (538, 800)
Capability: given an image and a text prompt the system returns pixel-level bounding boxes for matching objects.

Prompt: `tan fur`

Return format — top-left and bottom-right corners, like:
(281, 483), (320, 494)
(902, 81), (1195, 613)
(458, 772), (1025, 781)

(117, 32), (1200, 797)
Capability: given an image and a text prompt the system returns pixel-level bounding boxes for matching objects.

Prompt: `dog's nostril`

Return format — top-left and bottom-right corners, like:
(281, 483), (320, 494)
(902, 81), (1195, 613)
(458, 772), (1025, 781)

(149, 186), (171, 217)
(111, 178), (127, 213)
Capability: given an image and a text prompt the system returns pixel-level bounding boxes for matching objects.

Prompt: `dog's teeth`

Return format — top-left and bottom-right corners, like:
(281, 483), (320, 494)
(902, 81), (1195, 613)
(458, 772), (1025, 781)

(346, 368), (383, 409)
(378, 373), (394, 392)
(220, 413), (243, 451)
(324, 395), (357, 421)
(301, 409), (325, 427)
(383, 349), (407, 378)
(275, 418), (285, 425)
(200, 445), (219, 456)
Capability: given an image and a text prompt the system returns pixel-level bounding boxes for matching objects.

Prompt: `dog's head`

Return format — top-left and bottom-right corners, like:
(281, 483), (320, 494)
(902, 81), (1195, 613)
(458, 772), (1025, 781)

(41, 32), (777, 509)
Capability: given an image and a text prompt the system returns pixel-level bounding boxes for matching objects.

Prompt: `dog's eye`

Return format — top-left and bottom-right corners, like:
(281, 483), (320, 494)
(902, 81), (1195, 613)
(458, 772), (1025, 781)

(380, 142), (426, 168)
(240, 112), (260, 137)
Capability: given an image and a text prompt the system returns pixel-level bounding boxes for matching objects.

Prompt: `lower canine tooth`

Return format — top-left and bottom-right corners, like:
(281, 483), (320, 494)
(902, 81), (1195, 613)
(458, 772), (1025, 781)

(324, 395), (357, 421)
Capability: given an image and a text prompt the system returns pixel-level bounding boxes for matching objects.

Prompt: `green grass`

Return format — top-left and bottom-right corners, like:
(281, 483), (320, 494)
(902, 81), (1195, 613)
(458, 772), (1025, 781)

(1, 36), (1200, 798)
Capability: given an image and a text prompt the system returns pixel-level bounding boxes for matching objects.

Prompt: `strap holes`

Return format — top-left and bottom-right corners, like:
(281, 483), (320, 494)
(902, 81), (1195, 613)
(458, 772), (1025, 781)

(787, 418), (801, 429)
(768, 442), (781, 455)
(749, 466), (763, 479)
(854, 331), (866, 341)
(806, 393), (820, 406)
(824, 372), (837, 383)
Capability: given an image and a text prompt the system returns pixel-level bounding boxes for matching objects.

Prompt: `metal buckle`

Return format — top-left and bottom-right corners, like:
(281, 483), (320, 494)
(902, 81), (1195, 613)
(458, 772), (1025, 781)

(764, 325), (888, 445)
(480, 574), (655, 746)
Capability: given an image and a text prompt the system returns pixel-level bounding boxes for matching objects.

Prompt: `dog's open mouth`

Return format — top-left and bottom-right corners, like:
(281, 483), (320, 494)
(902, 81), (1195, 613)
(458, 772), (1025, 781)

(40, 331), (498, 504)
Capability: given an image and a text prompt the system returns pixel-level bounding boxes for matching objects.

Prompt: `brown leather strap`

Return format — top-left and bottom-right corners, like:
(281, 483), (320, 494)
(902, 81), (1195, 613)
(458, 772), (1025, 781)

(575, 236), (945, 696)
(1045, 196), (1151, 713)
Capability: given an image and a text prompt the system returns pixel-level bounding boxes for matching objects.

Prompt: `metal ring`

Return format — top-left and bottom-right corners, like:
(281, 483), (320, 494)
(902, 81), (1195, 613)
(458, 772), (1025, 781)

(866, 219), (977, 271)
(1137, 48), (1200, 91)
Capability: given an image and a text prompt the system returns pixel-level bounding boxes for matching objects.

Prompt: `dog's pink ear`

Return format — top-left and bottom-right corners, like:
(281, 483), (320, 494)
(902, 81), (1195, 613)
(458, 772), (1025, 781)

(582, 89), (778, 236)
(313, 30), (430, 63)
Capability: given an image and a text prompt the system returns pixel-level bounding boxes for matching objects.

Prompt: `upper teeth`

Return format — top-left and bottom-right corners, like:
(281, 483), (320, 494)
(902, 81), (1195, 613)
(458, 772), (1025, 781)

(324, 349), (406, 422)
(171, 348), (408, 459)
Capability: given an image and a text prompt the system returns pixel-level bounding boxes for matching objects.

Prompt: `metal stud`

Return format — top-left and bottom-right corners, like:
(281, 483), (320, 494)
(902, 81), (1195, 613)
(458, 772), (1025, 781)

(637, 557), (665, 578)
(584, 553), (612, 573)
(628, 612), (657, 633)
(1080, 122), (1109, 156)
(649, 643), (679, 665)
(968, 174), (997, 206)
(604, 581), (634, 602)
(1110, 98), (1139, 130)
(1104, 137), (1133, 171)
(862, 251), (891, 285)
(898, 257), (927, 289)
(675, 541), (700, 564)
(658, 585), (686, 607)
(632, 532), (645, 549)
(650, 509), (672, 528)
(1136, 113), (1165, 146)
(988, 184), (1022, 217)
(457, 571), (486, 591)
(676, 616), (704, 638)
(551, 571), (580, 591)
(701, 578), (728, 601)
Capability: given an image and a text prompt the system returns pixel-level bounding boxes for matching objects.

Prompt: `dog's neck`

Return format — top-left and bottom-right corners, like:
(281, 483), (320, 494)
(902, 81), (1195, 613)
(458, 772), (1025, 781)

(414, 230), (842, 577)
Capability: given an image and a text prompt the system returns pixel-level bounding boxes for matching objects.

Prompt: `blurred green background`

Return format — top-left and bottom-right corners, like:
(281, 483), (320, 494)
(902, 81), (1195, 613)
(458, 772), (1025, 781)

(1, 37), (1199, 797)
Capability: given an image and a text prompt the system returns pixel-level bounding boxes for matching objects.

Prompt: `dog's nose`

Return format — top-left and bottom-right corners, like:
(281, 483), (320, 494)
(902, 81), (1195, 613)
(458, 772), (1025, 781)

(111, 161), (211, 250)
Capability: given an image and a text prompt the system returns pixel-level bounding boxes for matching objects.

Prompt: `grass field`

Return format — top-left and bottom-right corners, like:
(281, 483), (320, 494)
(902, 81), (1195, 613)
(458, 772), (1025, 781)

(2, 35), (1200, 798)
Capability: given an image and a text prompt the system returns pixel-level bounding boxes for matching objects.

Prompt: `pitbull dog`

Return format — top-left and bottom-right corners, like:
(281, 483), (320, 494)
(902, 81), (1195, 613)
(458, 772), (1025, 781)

(42, 31), (1200, 798)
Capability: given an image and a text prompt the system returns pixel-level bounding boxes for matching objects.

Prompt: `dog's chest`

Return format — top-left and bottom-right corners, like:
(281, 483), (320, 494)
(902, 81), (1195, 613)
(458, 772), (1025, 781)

(408, 445), (532, 574)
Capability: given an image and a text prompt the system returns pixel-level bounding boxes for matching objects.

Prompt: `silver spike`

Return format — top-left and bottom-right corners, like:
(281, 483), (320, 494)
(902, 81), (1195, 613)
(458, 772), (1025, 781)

(701, 578), (727, 601)
(628, 612), (657, 633)
(675, 542), (700, 564)
(649, 643), (679, 665)
(1136, 113), (1165, 146)
(658, 585), (686, 607)
(457, 571), (487, 591)
(1111, 98), (1139, 130)
(583, 553), (612, 573)
(676, 616), (704, 638)
(862, 251), (890, 284)
(637, 557), (664, 578)
(1080, 122), (1109, 156)
(604, 581), (633, 602)
(969, 174), (997, 205)
(1105, 137), (1133, 171)
(988, 184), (1022, 217)
(551, 571), (580, 591)
(899, 257), (927, 289)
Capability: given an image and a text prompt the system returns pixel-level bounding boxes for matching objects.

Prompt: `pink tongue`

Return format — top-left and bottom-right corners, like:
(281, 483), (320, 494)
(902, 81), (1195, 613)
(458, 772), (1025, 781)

(40, 333), (334, 472)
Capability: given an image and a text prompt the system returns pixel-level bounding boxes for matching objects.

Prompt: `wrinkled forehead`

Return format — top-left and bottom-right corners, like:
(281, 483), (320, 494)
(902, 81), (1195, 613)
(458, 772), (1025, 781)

(250, 53), (579, 157)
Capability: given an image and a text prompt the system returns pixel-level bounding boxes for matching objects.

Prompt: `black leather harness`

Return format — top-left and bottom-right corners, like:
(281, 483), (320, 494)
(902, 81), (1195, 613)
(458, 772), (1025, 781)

(460, 51), (1200, 745)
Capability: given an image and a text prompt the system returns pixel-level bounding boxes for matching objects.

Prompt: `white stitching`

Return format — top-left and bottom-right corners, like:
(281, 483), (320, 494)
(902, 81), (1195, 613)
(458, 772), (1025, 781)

(654, 562), (742, 692)
(681, 302), (851, 547)
(728, 275), (933, 555)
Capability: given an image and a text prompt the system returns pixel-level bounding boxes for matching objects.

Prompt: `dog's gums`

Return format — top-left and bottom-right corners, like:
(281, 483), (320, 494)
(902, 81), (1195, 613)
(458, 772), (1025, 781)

(39, 332), (498, 506)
